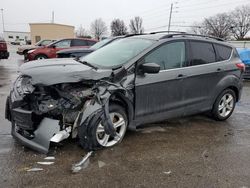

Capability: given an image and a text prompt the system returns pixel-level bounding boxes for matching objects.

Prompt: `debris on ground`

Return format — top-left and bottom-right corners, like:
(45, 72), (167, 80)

(139, 126), (166, 134)
(44, 156), (55, 160)
(37, 161), (55, 165)
(202, 150), (209, 159)
(98, 160), (106, 168)
(26, 168), (44, 172)
(71, 151), (93, 173)
(163, 171), (172, 175)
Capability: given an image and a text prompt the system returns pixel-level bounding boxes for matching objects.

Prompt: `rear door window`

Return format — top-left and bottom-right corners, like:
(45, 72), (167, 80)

(189, 41), (216, 66)
(144, 41), (186, 70)
(214, 44), (232, 61)
(71, 39), (88, 46)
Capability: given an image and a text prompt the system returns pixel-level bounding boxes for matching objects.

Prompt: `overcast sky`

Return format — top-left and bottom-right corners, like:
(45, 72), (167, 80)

(1, 0), (250, 35)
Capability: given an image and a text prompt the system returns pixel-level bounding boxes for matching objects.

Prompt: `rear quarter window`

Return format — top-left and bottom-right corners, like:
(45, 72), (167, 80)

(214, 44), (232, 61)
(87, 40), (97, 46)
(71, 39), (88, 46)
(190, 41), (216, 66)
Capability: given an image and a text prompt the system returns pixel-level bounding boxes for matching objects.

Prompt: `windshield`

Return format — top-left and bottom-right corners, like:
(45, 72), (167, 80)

(81, 38), (154, 67)
(90, 38), (113, 50)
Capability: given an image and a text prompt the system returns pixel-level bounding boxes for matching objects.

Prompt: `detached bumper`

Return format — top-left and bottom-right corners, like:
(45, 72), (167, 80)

(11, 117), (60, 154)
(6, 98), (60, 153)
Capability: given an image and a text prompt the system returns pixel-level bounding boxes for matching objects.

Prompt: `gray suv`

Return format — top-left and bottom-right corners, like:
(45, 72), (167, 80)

(5, 32), (244, 153)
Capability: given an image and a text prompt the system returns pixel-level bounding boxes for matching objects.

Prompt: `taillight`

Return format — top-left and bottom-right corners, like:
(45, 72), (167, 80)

(236, 62), (245, 72)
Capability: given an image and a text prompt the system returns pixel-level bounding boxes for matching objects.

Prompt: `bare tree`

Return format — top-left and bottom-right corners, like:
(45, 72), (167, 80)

(76, 25), (91, 38)
(129, 16), (144, 34)
(111, 19), (128, 36)
(230, 5), (250, 40)
(189, 22), (208, 35)
(191, 13), (233, 39)
(90, 18), (107, 40)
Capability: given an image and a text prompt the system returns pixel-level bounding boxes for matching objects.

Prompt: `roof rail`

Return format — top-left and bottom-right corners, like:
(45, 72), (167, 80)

(150, 31), (186, 34)
(160, 33), (224, 41)
(124, 33), (147, 38)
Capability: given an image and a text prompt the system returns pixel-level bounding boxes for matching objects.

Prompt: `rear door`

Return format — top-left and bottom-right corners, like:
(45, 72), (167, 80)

(135, 40), (188, 124)
(181, 40), (231, 115)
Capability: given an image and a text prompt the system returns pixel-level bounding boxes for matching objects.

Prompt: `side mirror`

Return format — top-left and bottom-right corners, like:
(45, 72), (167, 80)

(140, 63), (160, 74)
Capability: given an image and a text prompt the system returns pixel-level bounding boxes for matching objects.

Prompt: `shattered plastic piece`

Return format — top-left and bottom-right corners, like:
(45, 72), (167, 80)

(98, 160), (106, 168)
(37, 161), (54, 165)
(163, 171), (172, 175)
(50, 127), (72, 143)
(44, 156), (55, 160)
(26, 168), (44, 172)
(72, 151), (93, 173)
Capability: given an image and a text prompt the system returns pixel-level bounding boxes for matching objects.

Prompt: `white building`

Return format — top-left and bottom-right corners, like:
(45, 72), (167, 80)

(3, 31), (31, 45)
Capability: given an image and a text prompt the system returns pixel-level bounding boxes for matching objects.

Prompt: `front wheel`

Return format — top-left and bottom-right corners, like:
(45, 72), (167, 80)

(35, 54), (48, 60)
(212, 89), (236, 121)
(78, 104), (128, 151)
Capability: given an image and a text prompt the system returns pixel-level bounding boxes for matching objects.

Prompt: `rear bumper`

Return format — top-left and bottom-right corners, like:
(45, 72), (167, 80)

(243, 66), (250, 79)
(0, 51), (9, 59)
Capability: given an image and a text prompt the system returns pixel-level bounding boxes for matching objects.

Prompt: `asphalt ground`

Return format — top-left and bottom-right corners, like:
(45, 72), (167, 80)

(0, 45), (249, 188)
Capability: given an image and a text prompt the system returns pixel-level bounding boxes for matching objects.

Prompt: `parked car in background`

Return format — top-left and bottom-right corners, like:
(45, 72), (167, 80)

(0, 38), (9, 59)
(5, 32), (244, 153)
(26, 38), (98, 61)
(57, 36), (123, 58)
(17, 39), (57, 60)
(237, 48), (250, 79)
(10, 39), (26, 45)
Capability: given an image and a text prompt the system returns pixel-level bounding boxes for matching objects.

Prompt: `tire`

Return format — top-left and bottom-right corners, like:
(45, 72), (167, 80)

(212, 89), (236, 121)
(34, 54), (48, 60)
(78, 104), (128, 151)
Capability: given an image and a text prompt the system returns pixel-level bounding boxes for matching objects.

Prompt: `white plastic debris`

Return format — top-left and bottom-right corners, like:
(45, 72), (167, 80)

(44, 156), (55, 160)
(163, 171), (172, 175)
(50, 127), (72, 143)
(37, 161), (54, 165)
(72, 151), (93, 173)
(26, 168), (44, 172)
(98, 160), (106, 168)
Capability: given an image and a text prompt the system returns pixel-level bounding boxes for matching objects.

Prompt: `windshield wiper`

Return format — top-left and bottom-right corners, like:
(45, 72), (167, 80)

(75, 58), (98, 70)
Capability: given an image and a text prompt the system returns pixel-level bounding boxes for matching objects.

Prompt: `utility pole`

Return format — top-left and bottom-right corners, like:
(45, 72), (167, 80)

(168, 3), (173, 32)
(52, 11), (54, 23)
(1, 8), (5, 32)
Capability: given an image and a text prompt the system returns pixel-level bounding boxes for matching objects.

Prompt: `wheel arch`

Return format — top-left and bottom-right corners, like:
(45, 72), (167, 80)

(212, 75), (241, 105)
(109, 91), (134, 128)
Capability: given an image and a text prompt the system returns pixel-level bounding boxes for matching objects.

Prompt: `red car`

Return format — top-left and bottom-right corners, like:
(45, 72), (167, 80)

(0, 38), (9, 59)
(26, 38), (98, 61)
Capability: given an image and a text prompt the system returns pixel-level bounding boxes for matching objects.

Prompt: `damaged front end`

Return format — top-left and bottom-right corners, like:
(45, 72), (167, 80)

(5, 63), (133, 153)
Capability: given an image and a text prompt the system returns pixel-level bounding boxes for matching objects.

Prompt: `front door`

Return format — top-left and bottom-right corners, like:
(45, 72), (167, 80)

(135, 40), (188, 125)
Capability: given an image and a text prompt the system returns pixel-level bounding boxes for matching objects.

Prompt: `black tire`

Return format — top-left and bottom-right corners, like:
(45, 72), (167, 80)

(212, 89), (236, 121)
(78, 104), (128, 151)
(34, 54), (48, 60)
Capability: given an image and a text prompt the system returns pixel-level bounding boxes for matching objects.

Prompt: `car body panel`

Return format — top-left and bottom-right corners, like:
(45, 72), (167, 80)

(19, 58), (112, 85)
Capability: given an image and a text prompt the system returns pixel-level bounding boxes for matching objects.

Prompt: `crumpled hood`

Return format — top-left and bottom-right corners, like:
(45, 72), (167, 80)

(19, 58), (112, 85)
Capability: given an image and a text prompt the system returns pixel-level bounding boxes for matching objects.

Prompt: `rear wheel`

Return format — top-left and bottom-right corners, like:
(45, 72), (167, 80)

(35, 54), (48, 60)
(212, 89), (236, 121)
(78, 104), (128, 151)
